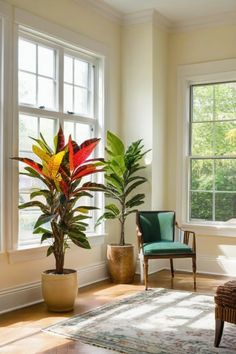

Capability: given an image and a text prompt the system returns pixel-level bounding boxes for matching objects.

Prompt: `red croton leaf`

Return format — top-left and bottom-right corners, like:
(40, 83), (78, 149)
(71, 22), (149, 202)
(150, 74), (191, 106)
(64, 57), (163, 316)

(56, 126), (65, 152)
(72, 164), (104, 181)
(13, 157), (44, 175)
(59, 179), (70, 196)
(72, 138), (100, 171)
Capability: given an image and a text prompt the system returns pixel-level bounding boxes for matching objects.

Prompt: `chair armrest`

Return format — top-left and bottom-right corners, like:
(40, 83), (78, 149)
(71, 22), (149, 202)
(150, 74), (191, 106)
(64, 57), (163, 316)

(136, 226), (143, 252)
(175, 222), (196, 252)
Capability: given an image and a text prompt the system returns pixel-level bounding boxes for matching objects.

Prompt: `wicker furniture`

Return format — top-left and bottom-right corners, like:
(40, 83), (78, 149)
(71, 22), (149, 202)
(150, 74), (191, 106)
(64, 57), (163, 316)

(214, 280), (236, 347)
(136, 211), (196, 290)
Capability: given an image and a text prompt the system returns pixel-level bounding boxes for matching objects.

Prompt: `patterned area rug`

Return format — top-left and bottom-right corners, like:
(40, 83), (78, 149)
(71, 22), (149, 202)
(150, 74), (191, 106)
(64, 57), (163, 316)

(44, 288), (236, 353)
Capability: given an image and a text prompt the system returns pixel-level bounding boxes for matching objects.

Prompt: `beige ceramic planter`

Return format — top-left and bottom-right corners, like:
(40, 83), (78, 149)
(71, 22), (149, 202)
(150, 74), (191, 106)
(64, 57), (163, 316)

(42, 269), (78, 312)
(107, 244), (135, 284)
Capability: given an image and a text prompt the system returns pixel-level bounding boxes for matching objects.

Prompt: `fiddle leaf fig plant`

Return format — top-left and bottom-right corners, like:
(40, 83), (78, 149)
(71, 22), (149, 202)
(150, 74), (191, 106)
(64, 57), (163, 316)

(96, 131), (150, 246)
(13, 127), (105, 274)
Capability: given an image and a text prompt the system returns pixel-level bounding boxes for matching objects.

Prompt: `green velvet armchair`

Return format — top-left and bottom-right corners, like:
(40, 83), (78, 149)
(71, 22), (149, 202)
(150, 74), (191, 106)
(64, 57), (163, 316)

(136, 211), (196, 290)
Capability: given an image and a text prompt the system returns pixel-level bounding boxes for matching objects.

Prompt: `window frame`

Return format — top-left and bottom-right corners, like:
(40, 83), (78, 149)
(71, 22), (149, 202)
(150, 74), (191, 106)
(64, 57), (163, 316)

(0, 2), (13, 254)
(189, 82), (236, 223)
(177, 59), (236, 237)
(11, 19), (106, 251)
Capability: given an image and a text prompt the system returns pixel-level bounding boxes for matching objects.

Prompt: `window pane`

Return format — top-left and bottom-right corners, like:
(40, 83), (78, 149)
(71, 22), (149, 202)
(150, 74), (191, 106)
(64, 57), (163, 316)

(64, 84), (73, 112)
(192, 85), (213, 122)
(19, 72), (36, 105)
(64, 121), (75, 140)
(74, 59), (88, 87)
(74, 86), (88, 115)
(40, 118), (56, 149)
(215, 83), (236, 120)
(19, 114), (38, 151)
(190, 192), (213, 221)
(191, 122), (213, 156)
(38, 77), (55, 109)
(64, 121), (93, 145)
(191, 159), (213, 191)
(38, 46), (55, 78)
(19, 39), (36, 73)
(215, 159), (236, 191)
(19, 209), (41, 245)
(215, 121), (236, 156)
(19, 171), (45, 191)
(75, 123), (92, 145)
(215, 193), (236, 221)
(64, 56), (73, 83)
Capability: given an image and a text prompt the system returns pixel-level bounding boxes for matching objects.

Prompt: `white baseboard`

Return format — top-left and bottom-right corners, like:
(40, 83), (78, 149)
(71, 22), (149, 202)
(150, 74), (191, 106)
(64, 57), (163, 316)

(135, 259), (168, 276)
(0, 261), (108, 314)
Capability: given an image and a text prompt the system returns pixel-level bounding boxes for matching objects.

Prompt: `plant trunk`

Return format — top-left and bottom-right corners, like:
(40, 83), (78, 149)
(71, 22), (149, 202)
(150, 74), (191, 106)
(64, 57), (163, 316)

(55, 250), (64, 274)
(120, 201), (125, 246)
(52, 221), (64, 274)
(120, 220), (125, 246)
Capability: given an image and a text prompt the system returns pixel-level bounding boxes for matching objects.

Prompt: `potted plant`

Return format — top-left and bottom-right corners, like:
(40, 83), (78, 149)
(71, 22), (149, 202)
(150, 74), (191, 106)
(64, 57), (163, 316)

(13, 127), (104, 311)
(96, 131), (149, 283)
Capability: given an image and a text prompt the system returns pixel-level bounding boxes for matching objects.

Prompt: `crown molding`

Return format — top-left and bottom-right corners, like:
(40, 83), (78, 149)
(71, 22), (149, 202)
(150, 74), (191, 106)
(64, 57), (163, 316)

(123, 9), (171, 31)
(73, 0), (236, 33)
(172, 10), (236, 32)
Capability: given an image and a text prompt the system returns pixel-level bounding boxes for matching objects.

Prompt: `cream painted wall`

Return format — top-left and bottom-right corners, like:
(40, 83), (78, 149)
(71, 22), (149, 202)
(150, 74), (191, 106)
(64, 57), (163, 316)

(152, 26), (168, 209)
(0, 0), (121, 294)
(121, 23), (153, 148)
(121, 23), (168, 247)
(121, 23), (153, 247)
(167, 24), (236, 274)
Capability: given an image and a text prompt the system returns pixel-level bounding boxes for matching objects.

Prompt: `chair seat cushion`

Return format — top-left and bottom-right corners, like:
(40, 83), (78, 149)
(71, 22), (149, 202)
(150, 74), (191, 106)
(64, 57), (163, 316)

(143, 241), (193, 255)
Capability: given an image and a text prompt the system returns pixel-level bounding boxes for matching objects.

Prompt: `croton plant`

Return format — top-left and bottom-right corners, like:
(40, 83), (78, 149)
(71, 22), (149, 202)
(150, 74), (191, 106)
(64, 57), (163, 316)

(13, 127), (105, 274)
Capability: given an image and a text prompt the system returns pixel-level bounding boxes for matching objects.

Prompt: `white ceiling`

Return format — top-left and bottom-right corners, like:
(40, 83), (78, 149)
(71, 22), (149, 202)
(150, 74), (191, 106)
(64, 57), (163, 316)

(102, 0), (236, 22)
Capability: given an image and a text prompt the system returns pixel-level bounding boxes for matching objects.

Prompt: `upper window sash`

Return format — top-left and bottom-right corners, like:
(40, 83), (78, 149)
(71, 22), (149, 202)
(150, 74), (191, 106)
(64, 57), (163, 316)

(18, 32), (98, 121)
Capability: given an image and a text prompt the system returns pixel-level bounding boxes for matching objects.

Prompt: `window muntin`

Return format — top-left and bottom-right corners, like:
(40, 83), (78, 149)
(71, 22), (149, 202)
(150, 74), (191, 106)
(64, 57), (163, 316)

(18, 38), (57, 109)
(17, 33), (100, 247)
(63, 54), (94, 116)
(189, 82), (236, 222)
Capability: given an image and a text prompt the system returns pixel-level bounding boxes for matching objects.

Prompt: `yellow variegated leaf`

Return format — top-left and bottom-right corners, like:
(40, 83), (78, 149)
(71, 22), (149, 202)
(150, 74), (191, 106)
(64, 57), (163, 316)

(33, 145), (50, 163)
(42, 162), (50, 177)
(47, 151), (65, 179)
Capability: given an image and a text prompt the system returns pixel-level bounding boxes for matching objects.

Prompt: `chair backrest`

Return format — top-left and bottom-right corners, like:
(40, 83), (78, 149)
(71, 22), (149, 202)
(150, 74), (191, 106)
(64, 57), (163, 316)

(136, 211), (175, 243)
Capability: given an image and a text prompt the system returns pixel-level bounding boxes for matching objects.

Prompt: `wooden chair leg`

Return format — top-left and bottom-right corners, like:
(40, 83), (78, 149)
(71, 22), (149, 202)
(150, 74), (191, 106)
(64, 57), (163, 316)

(170, 258), (174, 278)
(192, 256), (197, 290)
(214, 319), (224, 347)
(144, 258), (148, 291)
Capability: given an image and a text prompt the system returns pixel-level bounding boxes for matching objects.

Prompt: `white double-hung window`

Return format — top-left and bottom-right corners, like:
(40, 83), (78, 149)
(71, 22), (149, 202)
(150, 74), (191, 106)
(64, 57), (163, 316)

(177, 60), (236, 235)
(17, 29), (103, 247)
(189, 82), (236, 222)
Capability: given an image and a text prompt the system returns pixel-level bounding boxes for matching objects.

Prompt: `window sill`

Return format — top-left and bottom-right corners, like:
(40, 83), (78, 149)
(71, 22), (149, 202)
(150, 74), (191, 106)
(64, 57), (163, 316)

(7, 233), (106, 264)
(181, 222), (236, 237)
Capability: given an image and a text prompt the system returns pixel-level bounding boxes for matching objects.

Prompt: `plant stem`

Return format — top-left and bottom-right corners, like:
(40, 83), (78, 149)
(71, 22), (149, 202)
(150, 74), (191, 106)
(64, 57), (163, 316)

(51, 221), (64, 274)
(120, 200), (125, 246)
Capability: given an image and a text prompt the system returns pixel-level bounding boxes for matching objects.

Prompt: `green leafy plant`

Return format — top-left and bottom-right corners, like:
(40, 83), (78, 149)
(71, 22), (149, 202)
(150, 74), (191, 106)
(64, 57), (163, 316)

(13, 127), (105, 274)
(96, 131), (150, 246)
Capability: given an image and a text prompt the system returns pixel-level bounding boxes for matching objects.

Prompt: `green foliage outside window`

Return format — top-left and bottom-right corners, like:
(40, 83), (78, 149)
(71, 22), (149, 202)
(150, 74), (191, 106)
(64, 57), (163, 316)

(190, 82), (236, 222)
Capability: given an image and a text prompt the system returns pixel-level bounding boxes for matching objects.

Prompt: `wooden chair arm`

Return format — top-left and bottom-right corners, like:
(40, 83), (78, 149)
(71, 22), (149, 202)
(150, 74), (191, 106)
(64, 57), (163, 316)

(175, 222), (196, 252)
(136, 226), (143, 252)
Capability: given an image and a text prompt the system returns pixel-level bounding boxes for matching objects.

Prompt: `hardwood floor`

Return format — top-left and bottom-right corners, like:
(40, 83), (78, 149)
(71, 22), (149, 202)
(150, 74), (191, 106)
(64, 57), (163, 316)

(0, 270), (232, 354)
